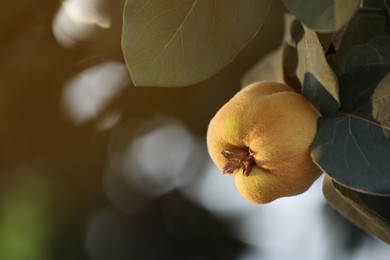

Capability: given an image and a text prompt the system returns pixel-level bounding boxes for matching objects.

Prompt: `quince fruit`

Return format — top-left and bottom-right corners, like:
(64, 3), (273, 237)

(207, 81), (322, 204)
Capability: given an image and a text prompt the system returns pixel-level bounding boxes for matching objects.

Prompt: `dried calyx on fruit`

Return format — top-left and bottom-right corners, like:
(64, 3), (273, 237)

(222, 147), (255, 176)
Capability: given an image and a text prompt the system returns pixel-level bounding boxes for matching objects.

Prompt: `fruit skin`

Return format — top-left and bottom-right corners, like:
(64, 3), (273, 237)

(206, 81), (322, 204)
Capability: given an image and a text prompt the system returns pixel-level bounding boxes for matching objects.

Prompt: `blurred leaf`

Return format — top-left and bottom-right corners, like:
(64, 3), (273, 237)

(0, 174), (53, 260)
(282, 17), (303, 91)
(385, 0), (390, 14)
(241, 13), (298, 87)
(241, 46), (284, 87)
(344, 35), (390, 72)
(122, 0), (272, 87)
(241, 12), (300, 87)
(85, 192), (247, 260)
(323, 175), (390, 245)
(282, 0), (360, 32)
(331, 180), (390, 222)
(241, 46), (283, 87)
(283, 18), (340, 115)
(363, 0), (386, 8)
(311, 64), (390, 195)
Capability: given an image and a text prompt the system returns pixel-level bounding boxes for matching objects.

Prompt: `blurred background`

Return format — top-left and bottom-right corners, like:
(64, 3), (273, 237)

(0, 0), (389, 259)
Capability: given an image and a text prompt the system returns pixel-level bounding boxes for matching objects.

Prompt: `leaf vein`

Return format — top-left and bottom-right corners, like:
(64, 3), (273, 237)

(142, 0), (200, 76)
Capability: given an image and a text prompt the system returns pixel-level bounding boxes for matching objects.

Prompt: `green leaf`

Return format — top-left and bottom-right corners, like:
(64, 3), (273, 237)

(282, 0), (360, 32)
(311, 64), (390, 195)
(283, 18), (340, 115)
(122, 0), (272, 87)
(323, 176), (390, 245)
(326, 15), (387, 76)
(344, 35), (390, 72)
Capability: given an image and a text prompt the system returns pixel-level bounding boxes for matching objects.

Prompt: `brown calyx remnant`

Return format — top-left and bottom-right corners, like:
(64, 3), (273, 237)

(222, 147), (255, 176)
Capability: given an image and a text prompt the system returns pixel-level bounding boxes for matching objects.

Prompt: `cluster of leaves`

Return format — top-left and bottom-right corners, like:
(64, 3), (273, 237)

(121, 0), (390, 244)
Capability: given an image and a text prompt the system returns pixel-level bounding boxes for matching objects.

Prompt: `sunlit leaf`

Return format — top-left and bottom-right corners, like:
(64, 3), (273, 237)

(323, 176), (390, 245)
(282, 0), (360, 32)
(122, 0), (272, 87)
(311, 64), (390, 195)
(344, 35), (390, 72)
(283, 18), (340, 115)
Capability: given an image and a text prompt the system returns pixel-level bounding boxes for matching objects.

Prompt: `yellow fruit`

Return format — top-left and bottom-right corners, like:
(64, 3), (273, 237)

(206, 81), (322, 204)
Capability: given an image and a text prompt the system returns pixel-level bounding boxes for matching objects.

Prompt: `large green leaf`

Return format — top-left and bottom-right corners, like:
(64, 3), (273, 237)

(283, 18), (340, 115)
(122, 0), (272, 87)
(344, 35), (390, 72)
(311, 64), (390, 195)
(323, 176), (390, 245)
(326, 15), (387, 76)
(282, 0), (360, 32)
